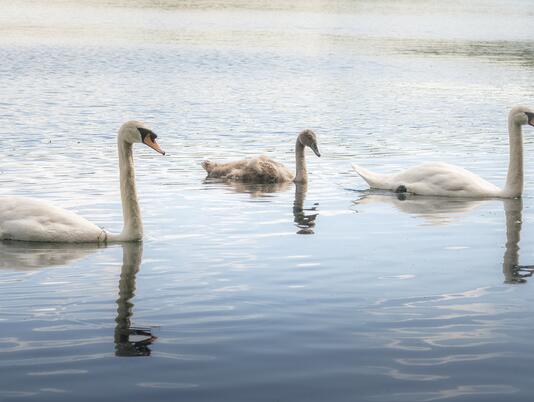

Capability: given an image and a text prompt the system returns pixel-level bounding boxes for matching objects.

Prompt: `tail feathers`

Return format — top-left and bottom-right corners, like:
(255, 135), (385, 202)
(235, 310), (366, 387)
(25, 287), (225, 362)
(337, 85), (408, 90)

(352, 164), (388, 188)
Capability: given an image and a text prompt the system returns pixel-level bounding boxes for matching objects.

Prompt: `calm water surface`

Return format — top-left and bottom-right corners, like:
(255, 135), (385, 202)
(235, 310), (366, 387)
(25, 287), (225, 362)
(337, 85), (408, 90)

(1, 1), (534, 401)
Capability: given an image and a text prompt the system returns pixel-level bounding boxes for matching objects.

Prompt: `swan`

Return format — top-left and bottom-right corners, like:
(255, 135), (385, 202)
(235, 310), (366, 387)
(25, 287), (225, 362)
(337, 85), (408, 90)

(0, 121), (165, 243)
(202, 129), (320, 183)
(352, 106), (534, 198)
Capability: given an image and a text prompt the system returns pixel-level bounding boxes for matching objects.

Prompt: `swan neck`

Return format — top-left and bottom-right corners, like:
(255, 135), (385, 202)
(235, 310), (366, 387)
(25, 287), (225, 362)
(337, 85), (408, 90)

(294, 139), (307, 183)
(115, 139), (143, 241)
(503, 120), (523, 198)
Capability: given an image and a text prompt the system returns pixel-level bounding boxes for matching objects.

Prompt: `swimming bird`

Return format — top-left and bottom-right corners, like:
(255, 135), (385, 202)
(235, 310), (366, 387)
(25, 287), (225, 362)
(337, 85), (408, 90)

(0, 121), (165, 243)
(352, 106), (534, 198)
(202, 129), (320, 183)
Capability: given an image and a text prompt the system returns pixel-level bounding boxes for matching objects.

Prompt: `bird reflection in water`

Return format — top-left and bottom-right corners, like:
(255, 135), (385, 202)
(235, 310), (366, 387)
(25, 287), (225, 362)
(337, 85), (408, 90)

(115, 242), (157, 356)
(0, 241), (156, 355)
(354, 192), (534, 283)
(354, 191), (484, 225)
(502, 198), (534, 284)
(293, 182), (318, 234)
(215, 180), (319, 234)
(0, 241), (103, 270)
(219, 180), (291, 197)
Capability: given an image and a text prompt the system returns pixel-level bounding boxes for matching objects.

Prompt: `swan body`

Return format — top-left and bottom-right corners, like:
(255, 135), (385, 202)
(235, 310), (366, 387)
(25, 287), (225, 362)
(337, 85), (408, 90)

(0, 121), (165, 243)
(203, 156), (294, 183)
(353, 162), (502, 198)
(0, 196), (107, 242)
(353, 106), (534, 198)
(202, 129), (320, 183)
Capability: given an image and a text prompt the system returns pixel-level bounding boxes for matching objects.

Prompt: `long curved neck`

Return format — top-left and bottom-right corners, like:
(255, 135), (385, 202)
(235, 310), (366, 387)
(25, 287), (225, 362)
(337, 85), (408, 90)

(503, 120), (523, 198)
(294, 139), (307, 183)
(112, 139), (143, 241)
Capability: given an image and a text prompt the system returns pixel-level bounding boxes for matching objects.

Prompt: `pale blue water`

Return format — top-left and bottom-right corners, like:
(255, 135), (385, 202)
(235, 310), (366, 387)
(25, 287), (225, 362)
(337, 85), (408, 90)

(1, 1), (534, 401)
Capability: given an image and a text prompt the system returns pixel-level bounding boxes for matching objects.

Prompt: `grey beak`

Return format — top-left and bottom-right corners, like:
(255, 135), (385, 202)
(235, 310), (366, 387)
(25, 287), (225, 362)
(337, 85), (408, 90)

(312, 146), (321, 157)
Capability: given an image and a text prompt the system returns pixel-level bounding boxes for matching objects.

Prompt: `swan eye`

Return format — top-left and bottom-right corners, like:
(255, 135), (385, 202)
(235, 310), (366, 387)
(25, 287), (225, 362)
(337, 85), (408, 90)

(138, 127), (156, 142)
(138, 127), (165, 155)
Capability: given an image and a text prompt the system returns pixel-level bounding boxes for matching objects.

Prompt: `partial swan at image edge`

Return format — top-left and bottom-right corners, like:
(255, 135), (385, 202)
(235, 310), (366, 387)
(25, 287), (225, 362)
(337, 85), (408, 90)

(0, 121), (165, 243)
(353, 106), (534, 198)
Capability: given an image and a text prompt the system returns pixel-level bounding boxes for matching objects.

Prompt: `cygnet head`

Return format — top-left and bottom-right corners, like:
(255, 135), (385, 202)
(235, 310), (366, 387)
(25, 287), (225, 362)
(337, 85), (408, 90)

(119, 121), (166, 155)
(298, 129), (321, 157)
(509, 106), (534, 128)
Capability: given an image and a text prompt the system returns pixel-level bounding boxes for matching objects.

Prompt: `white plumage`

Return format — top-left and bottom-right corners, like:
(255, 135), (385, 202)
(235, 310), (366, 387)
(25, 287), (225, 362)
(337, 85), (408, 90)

(0, 196), (106, 242)
(0, 121), (165, 243)
(352, 162), (502, 198)
(353, 106), (534, 198)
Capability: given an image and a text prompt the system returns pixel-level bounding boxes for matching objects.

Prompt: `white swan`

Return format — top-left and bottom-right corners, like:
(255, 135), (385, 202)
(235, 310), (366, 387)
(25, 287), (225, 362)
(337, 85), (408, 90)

(202, 129), (320, 183)
(0, 121), (165, 243)
(353, 106), (534, 198)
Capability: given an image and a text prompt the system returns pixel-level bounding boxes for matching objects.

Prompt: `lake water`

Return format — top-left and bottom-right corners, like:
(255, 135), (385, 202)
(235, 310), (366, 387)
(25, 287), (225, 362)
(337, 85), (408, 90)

(1, 1), (534, 401)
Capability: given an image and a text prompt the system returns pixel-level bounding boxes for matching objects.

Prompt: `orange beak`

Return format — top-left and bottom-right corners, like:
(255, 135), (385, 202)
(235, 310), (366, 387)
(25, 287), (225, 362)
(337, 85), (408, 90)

(143, 136), (165, 155)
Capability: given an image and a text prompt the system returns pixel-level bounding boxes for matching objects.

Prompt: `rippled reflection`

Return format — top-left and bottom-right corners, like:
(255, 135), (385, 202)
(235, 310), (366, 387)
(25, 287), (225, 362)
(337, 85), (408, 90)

(115, 243), (156, 357)
(363, 194), (532, 401)
(293, 183), (318, 235)
(217, 180), (291, 197)
(502, 198), (534, 284)
(353, 191), (484, 225)
(0, 241), (103, 270)
(355, 193), (534, 284)
(218, 180), (319, 234)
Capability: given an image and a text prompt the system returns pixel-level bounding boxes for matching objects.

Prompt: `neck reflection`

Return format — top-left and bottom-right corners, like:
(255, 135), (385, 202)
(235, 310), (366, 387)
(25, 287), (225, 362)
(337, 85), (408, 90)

(115, 242), (156, 357)
(293, 182), (318, 234)
(502, 198), (534, 283)
(213, 180), (320, 234)
(354, 192), (534, 283)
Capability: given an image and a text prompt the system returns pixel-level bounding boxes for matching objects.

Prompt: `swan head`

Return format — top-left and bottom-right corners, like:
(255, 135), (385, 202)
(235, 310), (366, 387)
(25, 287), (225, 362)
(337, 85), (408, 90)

(509, 106), (534, 127)
(118, 121), (166, 155)
(201, 160), (216, 173)
(298, 129), (321, 157)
